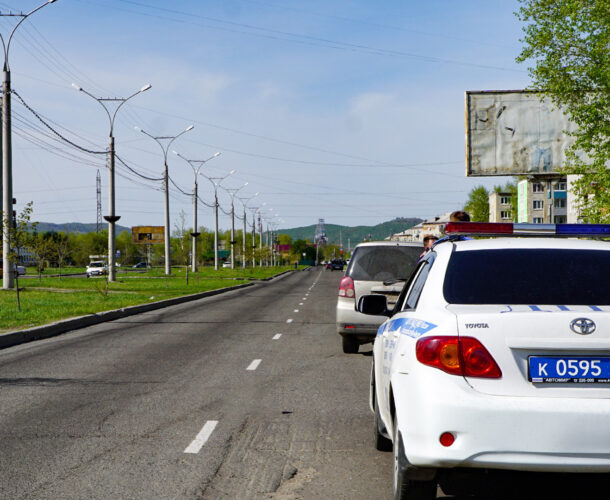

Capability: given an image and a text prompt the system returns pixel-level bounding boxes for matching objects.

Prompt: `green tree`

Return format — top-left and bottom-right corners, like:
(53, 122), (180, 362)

(4, 202), (35, 309)
(464, 185), (490, 222)
(28, 232), (55, 282)
(516, 0), (610, 222)
(52, 232), (73, 279)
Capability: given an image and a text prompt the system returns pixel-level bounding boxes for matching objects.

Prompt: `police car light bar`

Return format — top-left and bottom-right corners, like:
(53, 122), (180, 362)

(444, 222), (610, 237)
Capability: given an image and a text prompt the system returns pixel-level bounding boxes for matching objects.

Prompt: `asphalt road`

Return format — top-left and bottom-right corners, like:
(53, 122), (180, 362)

(2, 268), (608, 500)
(0, 268), (394, 499)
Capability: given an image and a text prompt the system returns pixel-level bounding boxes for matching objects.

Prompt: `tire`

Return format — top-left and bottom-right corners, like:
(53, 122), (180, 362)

(373, 395), (392, 452)
(393, 419), (437, 500)
(342, 335), (359, 354)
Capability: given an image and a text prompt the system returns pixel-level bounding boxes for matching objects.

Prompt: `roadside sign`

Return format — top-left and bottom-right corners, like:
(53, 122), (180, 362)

(465, 90), (579, 176)
(132, 226), (164, 244)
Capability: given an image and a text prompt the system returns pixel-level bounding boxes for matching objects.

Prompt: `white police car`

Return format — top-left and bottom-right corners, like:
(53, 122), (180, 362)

(359, 222), (610, 499)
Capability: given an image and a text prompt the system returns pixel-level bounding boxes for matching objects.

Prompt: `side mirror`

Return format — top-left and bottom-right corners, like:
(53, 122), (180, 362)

(357, 294), (390, 316)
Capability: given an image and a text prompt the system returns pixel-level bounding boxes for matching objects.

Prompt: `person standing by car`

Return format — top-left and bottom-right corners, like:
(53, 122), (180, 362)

(420, 234), (438, 258)
(450, 210), (470, 222)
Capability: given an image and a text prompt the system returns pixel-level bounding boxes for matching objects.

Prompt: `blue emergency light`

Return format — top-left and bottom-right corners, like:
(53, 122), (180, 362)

(444, 222), (610, 237)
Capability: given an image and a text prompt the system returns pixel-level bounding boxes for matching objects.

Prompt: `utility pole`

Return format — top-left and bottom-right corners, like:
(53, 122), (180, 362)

(173, 151), (220, 272)
(74, 83), (151, 281)
(237, 193), (258, 269)
(222, 183), (248, 269)
(96, 170), (102, 233)
(136, 125), (194, 275)
(1, 0), (58, 290)
(200, 170), (235, 270)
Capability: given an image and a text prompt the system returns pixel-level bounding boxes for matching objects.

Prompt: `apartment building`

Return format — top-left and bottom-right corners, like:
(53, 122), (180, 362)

(489, 192), (513, 222)
(517, 177), (568, 224)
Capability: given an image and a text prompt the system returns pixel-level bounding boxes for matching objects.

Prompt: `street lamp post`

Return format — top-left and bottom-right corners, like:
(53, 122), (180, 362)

(237, 193), (258, 269)
(136, 125), (194, 275)
(200, 169), (235, 270)
(173, 151), (220, 272)
(1, 0), (58, 290)
(73, 83), (151, 281)
(221, 182), (248, 269)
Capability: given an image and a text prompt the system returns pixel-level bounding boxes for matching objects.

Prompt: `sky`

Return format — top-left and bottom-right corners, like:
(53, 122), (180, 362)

(4, 0), (531, 233)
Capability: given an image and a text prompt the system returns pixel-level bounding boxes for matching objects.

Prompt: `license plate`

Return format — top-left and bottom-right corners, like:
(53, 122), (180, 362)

(529, 356), (610, 383)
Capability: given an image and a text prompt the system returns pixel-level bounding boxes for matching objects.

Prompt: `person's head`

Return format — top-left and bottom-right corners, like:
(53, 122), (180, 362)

(450, 211), (471, 222)
(423, 234), (438, 249)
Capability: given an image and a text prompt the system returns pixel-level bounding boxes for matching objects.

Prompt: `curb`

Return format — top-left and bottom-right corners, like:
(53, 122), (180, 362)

(0, 282), (260, 350)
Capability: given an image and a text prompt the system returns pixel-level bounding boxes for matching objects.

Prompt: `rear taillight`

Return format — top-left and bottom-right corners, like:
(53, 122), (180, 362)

(415, 336), (501, 378)
(338, 276), (355, 298)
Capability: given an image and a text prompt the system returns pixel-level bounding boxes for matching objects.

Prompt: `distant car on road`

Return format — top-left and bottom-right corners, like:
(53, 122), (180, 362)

(336, 241), (421, 353)
(86, 261), (107, 277)
(132, 262), (148, 269)
(222, 261), (232, 268)
(329, 259), (344, 271)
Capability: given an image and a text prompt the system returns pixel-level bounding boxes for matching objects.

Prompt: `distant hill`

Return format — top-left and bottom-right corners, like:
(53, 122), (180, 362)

(279, 217), (422, 245)
(35, 222), (131, 234)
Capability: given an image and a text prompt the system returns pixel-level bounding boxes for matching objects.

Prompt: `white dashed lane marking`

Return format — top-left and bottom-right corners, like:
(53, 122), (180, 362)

(273, 334), (282, 340)
(184, 420), (218, 454)
(286, 319), (293, 324)
(247, 359), (262, 371)
(294, 309), (299, 313)
(299, 303), (303, 306)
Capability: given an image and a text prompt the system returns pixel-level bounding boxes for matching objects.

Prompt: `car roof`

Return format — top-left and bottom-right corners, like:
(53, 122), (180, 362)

(352, 241), (421, 249)
(436, 237), (610, 253)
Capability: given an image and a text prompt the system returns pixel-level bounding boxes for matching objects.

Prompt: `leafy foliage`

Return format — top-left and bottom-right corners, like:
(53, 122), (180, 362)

(464, 185), (490, 222)
(516, 0), (610, 222)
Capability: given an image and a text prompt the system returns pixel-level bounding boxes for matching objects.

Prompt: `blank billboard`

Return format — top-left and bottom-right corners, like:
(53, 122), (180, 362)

(465, 91), (577, 176)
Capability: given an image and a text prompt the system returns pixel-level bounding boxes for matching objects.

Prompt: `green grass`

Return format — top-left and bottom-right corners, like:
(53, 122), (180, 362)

(1, 266), (296, 333)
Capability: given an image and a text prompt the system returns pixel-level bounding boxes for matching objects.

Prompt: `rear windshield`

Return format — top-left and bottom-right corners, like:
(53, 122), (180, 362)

(443, 249), (610, 305)
(347, 245), (421, 281)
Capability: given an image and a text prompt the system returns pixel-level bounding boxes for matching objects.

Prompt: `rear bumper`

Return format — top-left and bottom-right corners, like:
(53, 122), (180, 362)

(394, 370), (610, 472)
(336, 297), (383, 340)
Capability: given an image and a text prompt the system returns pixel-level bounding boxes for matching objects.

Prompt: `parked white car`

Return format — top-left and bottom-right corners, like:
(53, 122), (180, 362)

(86, 261), (107, 277)
(362, 223), (610, 499)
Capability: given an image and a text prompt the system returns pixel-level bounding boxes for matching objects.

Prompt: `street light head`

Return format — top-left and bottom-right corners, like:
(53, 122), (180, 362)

(185, 125), (195, 131)
(134, 126), (142, 131)
(172, 150), (179, 155)
(213, 152), (221, 157)
(71, 83), (82, 91)
(140, 84), (152, 92)
(243, 182), (249, 187)
(229, 169), (236, 175)
(48, 0), (58, 3)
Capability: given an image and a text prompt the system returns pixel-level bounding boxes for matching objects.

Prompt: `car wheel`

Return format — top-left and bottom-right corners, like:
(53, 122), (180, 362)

(393, 418), (437, 500)
(374, 393), (392, 452)
(342, 336), (359, 354)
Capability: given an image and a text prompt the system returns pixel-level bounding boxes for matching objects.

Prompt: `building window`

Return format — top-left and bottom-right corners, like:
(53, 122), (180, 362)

(532, 183), (544, 193)
(554, 182), (567, 190)
(533, 217), (544, 224)
(500, 211), (512, 220)
(533, 200), (543, 210)
(554, 215), (567, 223)
(500, 196), (511, 205)
(554, 198), (566, 208)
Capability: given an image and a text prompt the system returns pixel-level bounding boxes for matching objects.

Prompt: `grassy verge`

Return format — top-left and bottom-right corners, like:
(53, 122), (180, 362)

(1, 266), (296, 333)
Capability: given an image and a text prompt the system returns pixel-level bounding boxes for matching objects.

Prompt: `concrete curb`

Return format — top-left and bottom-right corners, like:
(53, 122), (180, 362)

(0, 271), (298, 350)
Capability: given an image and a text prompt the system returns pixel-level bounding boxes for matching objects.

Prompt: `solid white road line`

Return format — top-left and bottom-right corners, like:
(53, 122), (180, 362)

(273, 334), (282, 340)
(247, 359), (262, 371)
(184, 420), (218, 454)
(286, 319), (293, 323)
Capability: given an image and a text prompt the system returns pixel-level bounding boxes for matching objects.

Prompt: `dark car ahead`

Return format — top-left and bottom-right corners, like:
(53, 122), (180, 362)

(329, 259), (344, 271)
